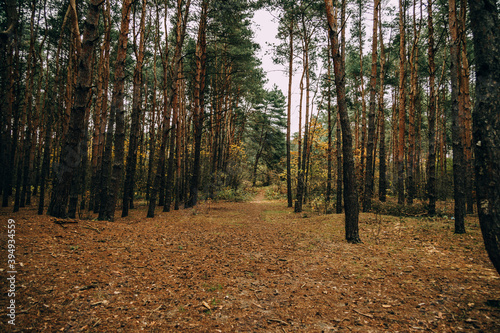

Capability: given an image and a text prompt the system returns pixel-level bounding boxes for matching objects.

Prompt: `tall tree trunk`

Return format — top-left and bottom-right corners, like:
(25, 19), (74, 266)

(286, 12), (294, 208)
(295, 68), (304, 212)
(358, 0), (367, 199)
(407, 0), (421, 205)
(174, 67), (185, 210)
(459, 0), (474, 214)
(90, 0), (111, 213)
(326, 37), (333, 213)
(146, 12), (160, 203)
(123, 0), (147, 217)
(468, 0), (500, 273)
(397, 0), (406, 205)
(390, 89), (398, 193)
(336, 111), (343, 213)
(37, 55), (51, 215)
(48, 0), (101, 218)
(32, 50), (47, 200)
(99, 0), (132, 221)
(20, 0), (38, 209)
(436, 61), (447, 199)
(325, 0), (361, 243)
(336, 0), (346, 214)
(107, 0), (133, 220)
(153, 6), (171, 210)
(165, 0), (191, 212)
(426, 0), (437, 215)
(468, 0), (500, 274)
(0, 0), (19, 207)
(187, 0), (208, 208)
(38, 102), (52, 215)
(378, 8), (387, 203)
(449, 0), (466, 233)
(296, 14), (311, 213)
(362, 0), (380, 212)
(39, 8), (70, 214)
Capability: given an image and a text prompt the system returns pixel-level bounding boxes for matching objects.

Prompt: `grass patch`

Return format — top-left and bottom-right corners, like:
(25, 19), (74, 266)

(203, 283), (223, 292)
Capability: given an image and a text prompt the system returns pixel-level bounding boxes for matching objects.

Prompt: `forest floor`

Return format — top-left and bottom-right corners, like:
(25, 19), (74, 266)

(1, 189), (500, 332)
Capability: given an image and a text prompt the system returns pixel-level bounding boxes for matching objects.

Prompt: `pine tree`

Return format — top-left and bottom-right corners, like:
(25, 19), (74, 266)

(325, 0), (361, 243)
(48, 0), (102, 218)
(362, 0), (380, 212)
(468, 0), (500, 274)
(449, 0), (466, 233)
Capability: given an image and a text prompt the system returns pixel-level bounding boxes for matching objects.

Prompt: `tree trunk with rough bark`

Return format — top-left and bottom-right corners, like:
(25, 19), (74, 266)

(426, 0), (437, 215)
(378, 8), (387, 203)
(48, 0), (101, 218)
(325, 0), (360, 243)
(98, 0), (132, 221)
(468, 0), (500, 274)
(187, 0), (208, 209)
(407, 0), (421, 205)
(286, 12), (294, 209)
(362, 0), (379, 212)
(397, 0), (406, 205)
(449, 0), (466, 233)
(123, 0), (147, 217)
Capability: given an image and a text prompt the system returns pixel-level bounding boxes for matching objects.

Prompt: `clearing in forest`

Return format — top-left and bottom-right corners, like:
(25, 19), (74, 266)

(1, 191), (499, 332)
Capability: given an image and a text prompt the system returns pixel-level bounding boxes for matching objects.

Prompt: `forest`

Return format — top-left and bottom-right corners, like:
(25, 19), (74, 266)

(1, 0), (500, 331)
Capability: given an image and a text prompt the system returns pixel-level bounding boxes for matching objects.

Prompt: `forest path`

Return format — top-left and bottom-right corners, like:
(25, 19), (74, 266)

(1, 200), (499, 332)
(250, 187), (267, 203)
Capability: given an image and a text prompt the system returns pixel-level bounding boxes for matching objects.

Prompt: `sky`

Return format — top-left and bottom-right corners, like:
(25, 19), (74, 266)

(250, 4), (395, 135)
(251, 9), (303, 133)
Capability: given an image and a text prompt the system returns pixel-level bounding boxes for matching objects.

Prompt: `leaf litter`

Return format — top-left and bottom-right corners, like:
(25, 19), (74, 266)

(1, 192), (499, 332)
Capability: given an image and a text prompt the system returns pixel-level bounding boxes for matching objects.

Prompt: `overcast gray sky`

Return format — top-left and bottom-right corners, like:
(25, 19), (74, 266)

(252, 9), (303, 133)
(250, 4), (394, 135)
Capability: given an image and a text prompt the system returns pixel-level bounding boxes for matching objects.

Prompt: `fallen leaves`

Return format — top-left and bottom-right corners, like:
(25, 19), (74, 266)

(1, 197), (500, 332)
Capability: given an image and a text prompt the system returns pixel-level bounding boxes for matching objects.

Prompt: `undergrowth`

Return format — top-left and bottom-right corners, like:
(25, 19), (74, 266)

(371, 200), (445, 217)
(265, 184), (286, 200)
(212, 187), (256, 202)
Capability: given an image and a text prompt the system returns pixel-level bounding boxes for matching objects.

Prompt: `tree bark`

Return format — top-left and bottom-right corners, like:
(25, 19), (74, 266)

(145, 27), (158, 203)
(358, 0), (367, 199)
(468, 0), (500, 274)
(186, 0), (208, 208)
(459, 0), (474, 214)
(48, 0), (101, 218)
(426, 0), (437, 215)
(296, 13), (311, 213)
(378, 8), (387, 203)
(90, 0), (111, 213)
(165, 0), (191, 213)
(286, 11), (294, 208)
(407, 0), (421, 205)
(449, 0), (466, 233)
(325, 0), (360, 243)
(99, 0), (132, 221)
(336, 0), (346, 214)
(326, 37), (333, 213)
(295, 68), (305, 212)
(362, 0), (380, 212)
(148, 4), (170, 216)
(123, 0), (147, 217)
(397, 0), (406, 205)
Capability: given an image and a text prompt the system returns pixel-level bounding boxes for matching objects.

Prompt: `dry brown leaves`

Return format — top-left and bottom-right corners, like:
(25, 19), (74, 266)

(1, 192), (499, 332)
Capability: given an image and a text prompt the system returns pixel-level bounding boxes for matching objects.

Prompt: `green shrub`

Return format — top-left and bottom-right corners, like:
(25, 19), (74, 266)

(371, 200), (430, 216)
(213, 187), (253, 202)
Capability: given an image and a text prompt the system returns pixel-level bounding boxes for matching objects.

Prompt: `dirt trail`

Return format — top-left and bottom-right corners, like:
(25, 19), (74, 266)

(1, 197), (499, 332)
(250, 187), (267, 203)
